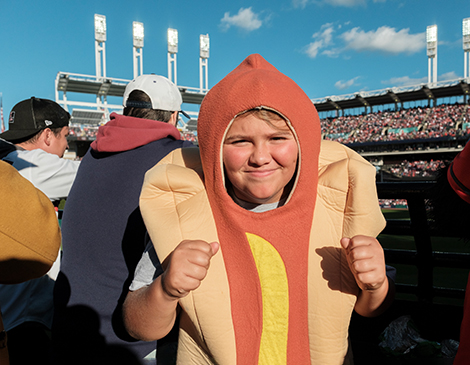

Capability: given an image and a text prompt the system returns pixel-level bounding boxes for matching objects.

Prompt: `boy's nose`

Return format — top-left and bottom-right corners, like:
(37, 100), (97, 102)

(250, 144), (271, 165)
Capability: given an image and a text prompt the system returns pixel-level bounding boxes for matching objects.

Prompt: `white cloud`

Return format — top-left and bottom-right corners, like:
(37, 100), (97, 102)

(322, 48), (341, 58)
(304, 23), (336, 58)
(304, 40), (324, 58)
(383, 71), (460, 87)
(323, 0), (366, 6)
(295, 0), (384, 8)
(335, 77), (359, 90)
(220, 7), (263, 32)
(383, 76), (427, 87)
(341, 26), (425, 54)
(438, 71), (460, 81)
(292, 0), (309, 9)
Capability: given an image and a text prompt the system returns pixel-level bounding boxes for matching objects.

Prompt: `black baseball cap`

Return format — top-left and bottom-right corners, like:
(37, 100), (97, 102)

(0, 97), (71, 142)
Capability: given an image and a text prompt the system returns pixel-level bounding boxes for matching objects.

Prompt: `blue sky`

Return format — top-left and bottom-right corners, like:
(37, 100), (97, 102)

(1, 0), (469, 125)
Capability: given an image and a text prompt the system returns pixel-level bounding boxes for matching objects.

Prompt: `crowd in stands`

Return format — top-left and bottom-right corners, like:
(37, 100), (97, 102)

(69, 124), (99, 140)
(385, 159), (447, 179)
(377, 159), (448, 208)
(379, 199), (408, 209)
(321, 103), (470, 144)
(180, 131), (197, 143)
(66, 103), (470, 146)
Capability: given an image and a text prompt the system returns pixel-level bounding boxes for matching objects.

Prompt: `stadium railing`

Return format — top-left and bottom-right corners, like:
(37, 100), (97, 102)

(349, 181), (465, 364)
(377, 181), (470, 303)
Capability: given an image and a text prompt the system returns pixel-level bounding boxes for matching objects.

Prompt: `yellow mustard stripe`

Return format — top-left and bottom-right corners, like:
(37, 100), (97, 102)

(246, 232), (289, 365)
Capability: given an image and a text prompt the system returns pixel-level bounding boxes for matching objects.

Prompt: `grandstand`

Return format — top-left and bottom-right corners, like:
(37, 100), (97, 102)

(60, 71), (470, 180)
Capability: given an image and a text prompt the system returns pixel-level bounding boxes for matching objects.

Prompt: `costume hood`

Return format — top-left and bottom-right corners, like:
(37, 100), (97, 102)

(196, 54), (321, 363)
(91, 112), (181, 153)
(198, 54), (321, 197)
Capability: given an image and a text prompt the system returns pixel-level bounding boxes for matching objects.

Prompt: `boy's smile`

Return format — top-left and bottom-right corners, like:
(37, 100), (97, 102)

(223, 112), (298, 205)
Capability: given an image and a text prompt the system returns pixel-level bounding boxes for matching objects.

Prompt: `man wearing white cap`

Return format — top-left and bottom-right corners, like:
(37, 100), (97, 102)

(52, 75), (193, 364)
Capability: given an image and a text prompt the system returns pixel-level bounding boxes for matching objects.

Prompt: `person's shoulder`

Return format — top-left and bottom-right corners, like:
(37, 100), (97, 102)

(17, 148), (80, 169)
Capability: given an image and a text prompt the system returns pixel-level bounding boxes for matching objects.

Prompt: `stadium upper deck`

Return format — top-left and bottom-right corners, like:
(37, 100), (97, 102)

(312, 78), (470, 115)
(56, 71), (470, 124)
(57, 70), (470, 160)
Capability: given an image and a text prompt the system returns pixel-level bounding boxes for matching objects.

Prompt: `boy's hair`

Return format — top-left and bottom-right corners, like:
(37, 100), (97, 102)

(238, 108), (287, 130)
(123, 90), (174, 122)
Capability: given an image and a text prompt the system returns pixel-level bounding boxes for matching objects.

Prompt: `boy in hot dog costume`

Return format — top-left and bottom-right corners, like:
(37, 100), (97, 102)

(123, 54), (392, 364)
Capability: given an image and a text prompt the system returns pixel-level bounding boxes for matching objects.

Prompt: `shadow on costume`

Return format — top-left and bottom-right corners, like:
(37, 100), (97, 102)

(316, 246), (357, 295)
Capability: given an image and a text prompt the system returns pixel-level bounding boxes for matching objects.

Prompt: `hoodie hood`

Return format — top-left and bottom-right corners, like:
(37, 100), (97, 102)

(196, 54), (321, 363)
(90, 112), (181, 153)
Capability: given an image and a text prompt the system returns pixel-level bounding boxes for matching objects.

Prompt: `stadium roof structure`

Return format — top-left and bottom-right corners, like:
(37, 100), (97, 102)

(311, 78), (470, 113)
(56, 71), (470, 126)
(55, 71), (206, 127)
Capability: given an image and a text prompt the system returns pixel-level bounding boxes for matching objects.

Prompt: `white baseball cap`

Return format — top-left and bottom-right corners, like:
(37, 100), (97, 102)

(123, 74), (189, 118)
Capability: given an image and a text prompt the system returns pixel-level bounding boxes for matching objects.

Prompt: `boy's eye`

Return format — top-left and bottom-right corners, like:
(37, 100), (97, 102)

(231, 139), (249, 144)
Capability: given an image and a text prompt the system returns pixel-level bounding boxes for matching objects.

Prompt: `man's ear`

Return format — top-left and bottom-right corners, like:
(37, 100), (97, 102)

(41, 128), (53, 147)
(168, 111), (179, 127)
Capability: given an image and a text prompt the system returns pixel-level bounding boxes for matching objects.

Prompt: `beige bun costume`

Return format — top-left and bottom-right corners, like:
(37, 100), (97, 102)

(140, 54), (385, 364)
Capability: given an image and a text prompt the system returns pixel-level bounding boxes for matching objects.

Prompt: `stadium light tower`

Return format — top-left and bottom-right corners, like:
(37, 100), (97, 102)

(199, 34), (210, 92)
(94, 14), (107, 79)
(426, 24), (438, 84)
(133, 21), (144, 79)
(464, 18), (470, 79)
(167, 28), (178, 85)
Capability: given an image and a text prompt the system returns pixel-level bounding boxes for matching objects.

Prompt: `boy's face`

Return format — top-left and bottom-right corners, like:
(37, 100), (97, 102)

(223, 113), (298, 205)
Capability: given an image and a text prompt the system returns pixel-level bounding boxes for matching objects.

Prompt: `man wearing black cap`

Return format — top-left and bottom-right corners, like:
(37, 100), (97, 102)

(0, 97), (80, 365)
(0, 97), (80, 201)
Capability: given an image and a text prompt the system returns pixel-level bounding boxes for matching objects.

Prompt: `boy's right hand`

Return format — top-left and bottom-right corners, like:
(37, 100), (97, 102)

(161, 240), (219, 300)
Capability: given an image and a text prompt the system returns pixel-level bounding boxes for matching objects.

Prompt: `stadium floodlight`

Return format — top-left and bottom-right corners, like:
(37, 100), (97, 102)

(199, 34), (210, 92)
(464, 18), (470, 51)
(94, 14), (106, 42)
(133, 21), (144, 48)
(168, 28), (178, 54)
(133, 21), (144, 78)
(167, 28), (178, 84)
(426, 25), (437, 56)
(426, 25), (437, 84)
(200, 34), (210, 59)
(426, 25), (437, 42)
(464, 18), (470, 79)
(94, 14), (107, 79)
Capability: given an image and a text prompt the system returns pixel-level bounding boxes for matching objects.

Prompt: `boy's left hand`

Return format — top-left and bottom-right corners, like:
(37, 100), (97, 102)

(340, 235), (386, 292)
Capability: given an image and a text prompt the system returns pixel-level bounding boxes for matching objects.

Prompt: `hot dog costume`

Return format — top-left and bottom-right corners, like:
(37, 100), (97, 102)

(140, 54), (386, 364)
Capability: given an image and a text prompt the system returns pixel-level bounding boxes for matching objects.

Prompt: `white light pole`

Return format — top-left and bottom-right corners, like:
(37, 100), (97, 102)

(426, 25), (438, 84)
(463, 18), (470, 79)
(199, 34), (209, 92)
(167, 28), (178, 85)
(94, 14), (107, 80)
(133, 21), (144, 79)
